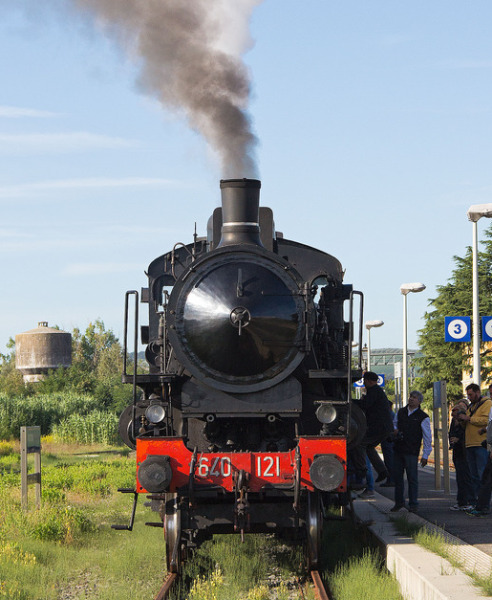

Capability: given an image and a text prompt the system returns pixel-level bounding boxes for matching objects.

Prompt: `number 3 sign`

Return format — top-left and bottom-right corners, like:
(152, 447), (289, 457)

(444, 316), (471, 342)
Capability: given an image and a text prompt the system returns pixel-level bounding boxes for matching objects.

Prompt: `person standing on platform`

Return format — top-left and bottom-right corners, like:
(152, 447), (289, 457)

(467, 402), (492, 517)
(351, 371), (394, 486)
(448, 401), (474, 511)
(391, 390), (432, 513)
(459, 383), (492, 501)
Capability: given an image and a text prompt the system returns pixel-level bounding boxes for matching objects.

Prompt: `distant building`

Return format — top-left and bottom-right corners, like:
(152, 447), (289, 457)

(15, 322), (72, 383)
(356, 347), (422, 381)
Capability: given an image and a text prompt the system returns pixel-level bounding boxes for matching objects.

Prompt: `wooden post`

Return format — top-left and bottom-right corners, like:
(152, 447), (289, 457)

(20, 426), (42, 510)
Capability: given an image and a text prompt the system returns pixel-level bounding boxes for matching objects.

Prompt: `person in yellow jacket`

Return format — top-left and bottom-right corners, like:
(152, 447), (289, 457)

(459, 383), (492, 501)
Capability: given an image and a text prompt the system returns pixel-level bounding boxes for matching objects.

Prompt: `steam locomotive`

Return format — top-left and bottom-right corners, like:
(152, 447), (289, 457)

(115, 179), (365, 572)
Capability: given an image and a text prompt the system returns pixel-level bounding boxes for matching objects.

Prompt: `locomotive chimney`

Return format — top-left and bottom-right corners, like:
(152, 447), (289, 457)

(217, 178), (263, 248)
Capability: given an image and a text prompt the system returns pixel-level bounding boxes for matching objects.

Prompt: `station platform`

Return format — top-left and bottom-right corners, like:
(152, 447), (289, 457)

(350, 464), (492, 600)
(372, 463), (492, 556)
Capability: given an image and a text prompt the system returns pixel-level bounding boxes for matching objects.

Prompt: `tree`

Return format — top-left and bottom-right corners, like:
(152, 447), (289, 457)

(0, 337), (28, 397)
(416, 224), (492, 403)
(38, 320), (133, 410)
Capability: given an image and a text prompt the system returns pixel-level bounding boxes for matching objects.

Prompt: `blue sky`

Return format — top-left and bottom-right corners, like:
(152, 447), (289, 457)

(2, 1), (492, 356)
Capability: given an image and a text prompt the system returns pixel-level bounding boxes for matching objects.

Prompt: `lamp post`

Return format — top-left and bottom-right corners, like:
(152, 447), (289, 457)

(400, 282), (426, 404)
(467, 204), (492, 386)
(365, 320), (384, 371)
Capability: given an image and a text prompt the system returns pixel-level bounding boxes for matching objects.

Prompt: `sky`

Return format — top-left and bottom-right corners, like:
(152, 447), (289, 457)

(1, 1), (492, 356)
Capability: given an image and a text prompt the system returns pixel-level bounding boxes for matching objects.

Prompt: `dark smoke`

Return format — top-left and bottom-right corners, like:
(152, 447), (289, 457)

(72, 0), (262, 178)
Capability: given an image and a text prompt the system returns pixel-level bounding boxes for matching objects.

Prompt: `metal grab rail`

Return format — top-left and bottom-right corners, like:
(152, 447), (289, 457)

(123, 290), (139, 443)
(347, 290), (364, 443)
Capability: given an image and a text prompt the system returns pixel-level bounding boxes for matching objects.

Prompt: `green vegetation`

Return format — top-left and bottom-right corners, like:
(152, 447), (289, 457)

(0, 392), (99, 439)
(52, 411), (119, 445)
(171, 534), (306, 600)
(0, 392), (120, 445)
(329, 552), (401, 600)
(0, 441), (170, 600)
(0, 438), (404, 600)
(417, 223), (492, 403)
(0, 316), (403, 598)
(0, 320), (136, 444)
(321, 512), (402, 600)
(165, 507), (402, 600)
(0, 320), (134, 415)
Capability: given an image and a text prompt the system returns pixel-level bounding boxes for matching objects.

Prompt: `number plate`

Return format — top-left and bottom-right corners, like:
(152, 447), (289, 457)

(136, 437), (347, 493)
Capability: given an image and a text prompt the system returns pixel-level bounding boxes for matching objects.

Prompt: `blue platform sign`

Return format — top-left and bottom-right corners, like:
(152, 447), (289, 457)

(482, 316), (492, 342)
(444, 316), (471, 342)
(354, 374), (385, 388)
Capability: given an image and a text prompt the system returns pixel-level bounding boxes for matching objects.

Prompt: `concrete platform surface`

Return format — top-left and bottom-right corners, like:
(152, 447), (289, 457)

(350, 465), (492, 600)
(374, 464), (492, 556)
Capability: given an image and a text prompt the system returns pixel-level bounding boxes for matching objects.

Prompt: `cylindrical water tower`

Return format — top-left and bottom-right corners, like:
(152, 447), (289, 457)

(15, 322), (72, 383)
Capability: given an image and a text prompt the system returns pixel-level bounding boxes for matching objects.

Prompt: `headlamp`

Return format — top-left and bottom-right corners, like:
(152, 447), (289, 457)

(315, 403), (337, 424)
(145, 403), (166, 424)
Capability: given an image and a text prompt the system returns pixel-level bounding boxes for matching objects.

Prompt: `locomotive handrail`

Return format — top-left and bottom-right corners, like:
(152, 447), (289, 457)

(123, 290), (139, 443)
(347, 290), (364, 436)
(171, 242), (194, 279)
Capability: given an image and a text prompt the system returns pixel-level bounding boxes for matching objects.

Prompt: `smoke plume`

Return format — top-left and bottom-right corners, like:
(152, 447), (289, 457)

(72, 0), (262, 178)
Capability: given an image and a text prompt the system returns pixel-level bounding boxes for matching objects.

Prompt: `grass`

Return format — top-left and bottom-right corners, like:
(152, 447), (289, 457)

(390, 514), (492, 596)
(322, 511), (403, 600)
(169, 533), (308, 600)
(167, 507), (403, 600)
(1, 440), (403, 599)
(329, 551), (401, 600)
(0, 440), (168, 599)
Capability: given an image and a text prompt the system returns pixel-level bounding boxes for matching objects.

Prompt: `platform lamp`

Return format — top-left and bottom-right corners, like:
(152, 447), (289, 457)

(365, 320), (384, 371)
(467, 204), (492, 386)
(400, 283), (426, 404)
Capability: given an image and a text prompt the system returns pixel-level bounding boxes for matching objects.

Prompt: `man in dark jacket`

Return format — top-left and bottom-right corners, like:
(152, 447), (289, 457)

(350, 371), (394, 487)
(391, 390), (432, 513)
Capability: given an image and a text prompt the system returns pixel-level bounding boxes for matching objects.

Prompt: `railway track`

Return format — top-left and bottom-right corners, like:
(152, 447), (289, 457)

(152, 569), (331, 600)
(153, 572), (177, 600)
(310, 570), (331, 600)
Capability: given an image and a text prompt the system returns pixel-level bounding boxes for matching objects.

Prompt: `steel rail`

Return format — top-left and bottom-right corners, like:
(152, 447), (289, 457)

(153, 572), (177, 600)
(310, 570), (331, 600)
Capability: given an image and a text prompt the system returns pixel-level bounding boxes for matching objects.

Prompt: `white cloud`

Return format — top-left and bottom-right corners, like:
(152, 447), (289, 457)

(0, 105), (60, 118)
(0, 132), (139, 154)
(0, 177), (176, 199)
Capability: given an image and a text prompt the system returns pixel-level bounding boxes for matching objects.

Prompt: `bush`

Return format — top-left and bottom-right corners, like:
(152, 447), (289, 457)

(29, 506), (96, 543)
(0, 454), (19, 477)
(42, 488), (66, 503)
(52, 411), (119, 446)
(0, 393), (101, 440)
(0, 441), (14, 456)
